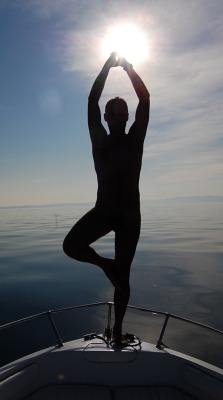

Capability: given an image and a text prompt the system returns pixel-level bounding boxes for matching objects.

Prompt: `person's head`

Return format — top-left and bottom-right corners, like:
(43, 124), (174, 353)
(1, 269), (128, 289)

(104, 97), (129, 131)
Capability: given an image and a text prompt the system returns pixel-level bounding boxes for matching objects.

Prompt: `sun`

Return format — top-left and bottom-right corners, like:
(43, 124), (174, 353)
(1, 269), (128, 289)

(101, 23), (149, 66)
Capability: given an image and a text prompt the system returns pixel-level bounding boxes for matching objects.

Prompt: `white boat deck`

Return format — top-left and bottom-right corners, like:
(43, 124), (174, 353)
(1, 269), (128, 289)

(1, 303), (223, 400)
(1, 339), (223, 400)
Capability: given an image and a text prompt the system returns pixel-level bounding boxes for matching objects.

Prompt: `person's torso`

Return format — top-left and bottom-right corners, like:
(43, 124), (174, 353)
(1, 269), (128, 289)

(93, 134), (143, 212)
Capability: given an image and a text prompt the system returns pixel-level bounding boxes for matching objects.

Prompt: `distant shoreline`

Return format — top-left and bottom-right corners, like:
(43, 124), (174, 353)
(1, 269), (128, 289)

(1, 196), (223, 209)
(144, 196), (223, 204)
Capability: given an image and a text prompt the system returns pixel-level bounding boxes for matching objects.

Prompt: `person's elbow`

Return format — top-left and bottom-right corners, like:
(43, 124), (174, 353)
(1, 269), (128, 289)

(139, 93), (150, 106)
(144, 90), (150, 103)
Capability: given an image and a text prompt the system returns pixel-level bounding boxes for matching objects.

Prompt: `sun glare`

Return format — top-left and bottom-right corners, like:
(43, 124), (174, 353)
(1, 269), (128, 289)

(102, 23), (149, 66)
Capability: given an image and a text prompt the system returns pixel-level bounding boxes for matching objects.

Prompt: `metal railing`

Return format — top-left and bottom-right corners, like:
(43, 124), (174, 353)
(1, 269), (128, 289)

(1, 302), (223, 351)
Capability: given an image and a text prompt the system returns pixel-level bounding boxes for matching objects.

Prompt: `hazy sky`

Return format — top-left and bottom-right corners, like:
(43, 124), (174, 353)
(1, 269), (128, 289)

(1, 0), (223, 207)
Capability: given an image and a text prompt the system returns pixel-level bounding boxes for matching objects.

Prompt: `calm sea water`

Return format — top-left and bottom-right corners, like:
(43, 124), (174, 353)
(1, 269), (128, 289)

(0, 201), (223, 366)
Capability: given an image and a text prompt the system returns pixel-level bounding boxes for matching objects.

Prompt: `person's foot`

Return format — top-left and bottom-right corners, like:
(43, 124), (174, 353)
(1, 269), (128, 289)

(112, 330), (128, 347)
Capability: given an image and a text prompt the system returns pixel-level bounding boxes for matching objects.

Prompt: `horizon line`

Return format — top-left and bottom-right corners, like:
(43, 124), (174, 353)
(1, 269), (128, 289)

(1, 195), (223, 209)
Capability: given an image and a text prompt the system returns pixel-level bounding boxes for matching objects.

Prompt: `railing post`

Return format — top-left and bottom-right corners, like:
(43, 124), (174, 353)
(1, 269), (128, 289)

(47, 312), (63, 348)
(104, 302), (113, 342)
(156, 313), (170, 349)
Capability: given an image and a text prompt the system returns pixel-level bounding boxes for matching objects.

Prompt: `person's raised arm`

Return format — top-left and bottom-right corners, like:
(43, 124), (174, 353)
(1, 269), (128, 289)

(121, 59), (150, 140)
(88, 53), (118, 147)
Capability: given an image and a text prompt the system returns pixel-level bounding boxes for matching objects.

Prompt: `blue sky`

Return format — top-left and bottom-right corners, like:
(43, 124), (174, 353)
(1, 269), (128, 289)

(1, 0), (223, 207)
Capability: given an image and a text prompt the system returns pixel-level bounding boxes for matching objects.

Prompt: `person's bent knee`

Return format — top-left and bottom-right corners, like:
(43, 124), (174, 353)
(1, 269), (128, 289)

(63, 237), (82, 260)
(63, 237), (71, 257)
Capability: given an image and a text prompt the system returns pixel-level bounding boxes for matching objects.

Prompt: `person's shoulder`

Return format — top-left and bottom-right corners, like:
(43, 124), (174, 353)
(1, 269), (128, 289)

(127, 123), (145, 146)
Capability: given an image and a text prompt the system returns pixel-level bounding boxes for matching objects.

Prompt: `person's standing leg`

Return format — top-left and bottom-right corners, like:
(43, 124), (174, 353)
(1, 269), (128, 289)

(113, 212), (141, 344)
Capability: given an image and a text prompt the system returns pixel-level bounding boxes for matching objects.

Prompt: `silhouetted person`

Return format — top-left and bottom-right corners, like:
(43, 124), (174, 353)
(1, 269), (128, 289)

(63, 53), (150, 346)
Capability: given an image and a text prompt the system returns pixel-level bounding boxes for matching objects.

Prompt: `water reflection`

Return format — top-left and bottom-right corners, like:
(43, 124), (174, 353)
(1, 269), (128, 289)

(0, 202), (223, 366)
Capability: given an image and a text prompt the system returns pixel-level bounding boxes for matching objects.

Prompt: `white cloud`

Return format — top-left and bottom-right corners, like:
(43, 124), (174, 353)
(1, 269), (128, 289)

(136, 1), (223, 197)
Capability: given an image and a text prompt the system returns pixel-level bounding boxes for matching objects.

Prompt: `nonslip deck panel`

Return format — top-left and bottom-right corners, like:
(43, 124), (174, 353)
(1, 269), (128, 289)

(26, 385), (111, 400)
(115, 386), (195, 400)
(26, 385), (195, 400)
